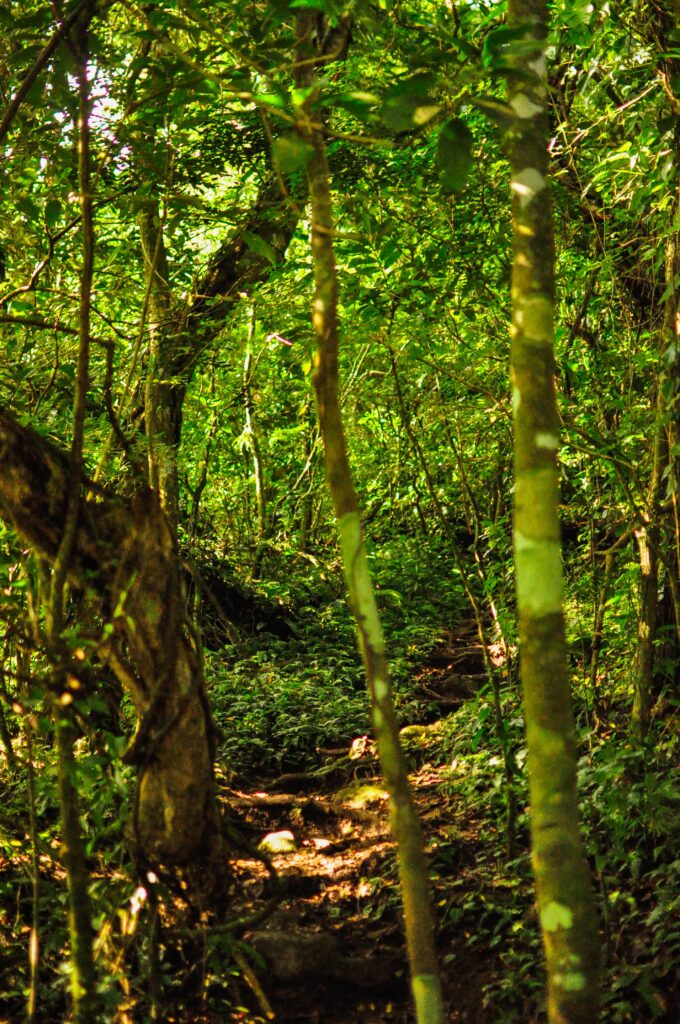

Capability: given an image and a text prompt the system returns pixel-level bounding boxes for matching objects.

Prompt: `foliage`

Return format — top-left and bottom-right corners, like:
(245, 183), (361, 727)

(0, 0), (679, 1020)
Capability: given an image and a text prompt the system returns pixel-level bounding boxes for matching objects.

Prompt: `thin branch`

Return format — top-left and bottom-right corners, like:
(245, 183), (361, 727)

(0, 0), (90, 144)
(0, 313), (113, 349)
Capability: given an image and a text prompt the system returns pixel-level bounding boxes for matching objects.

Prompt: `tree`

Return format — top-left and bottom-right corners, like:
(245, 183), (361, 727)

(506, 0), (600, 1019)
(294, 12), (444, 1022)
(0, 0), (347, 883)
(1, 3), (679, 1022)
(630, 0), (680, 739)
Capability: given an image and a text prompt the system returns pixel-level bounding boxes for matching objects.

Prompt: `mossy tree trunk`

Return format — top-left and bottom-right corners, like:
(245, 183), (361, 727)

(294, 15), (444, 1024)
(507, 1), (600, 1020)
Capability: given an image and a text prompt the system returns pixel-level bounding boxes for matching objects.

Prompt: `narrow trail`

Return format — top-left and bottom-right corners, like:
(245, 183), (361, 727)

(218, 625), (503, 1024)
(221, 759), (494, 1024)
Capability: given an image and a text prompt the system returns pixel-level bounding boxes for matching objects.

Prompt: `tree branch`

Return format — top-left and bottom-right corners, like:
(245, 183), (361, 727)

(0, 1), (91, 144)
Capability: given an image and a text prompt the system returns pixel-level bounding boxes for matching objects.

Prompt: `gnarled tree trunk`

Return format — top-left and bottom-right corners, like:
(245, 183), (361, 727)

(0, 409), (220, 877)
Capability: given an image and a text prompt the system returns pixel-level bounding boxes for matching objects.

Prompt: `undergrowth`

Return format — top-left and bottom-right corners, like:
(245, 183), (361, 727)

(1, 530), (678, 1023)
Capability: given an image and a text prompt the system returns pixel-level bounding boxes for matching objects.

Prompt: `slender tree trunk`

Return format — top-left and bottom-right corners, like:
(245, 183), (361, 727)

(0, 670), (15, 767)
(631, 523), (660, 738)
(243, 309), (268, 575)
(139, 197), (182, 532)
(295, 400), (319, 551)
(589, 549), (616, 716)
(507, 2), (600, 1021)
(20, 652), (41, 1024)
(55, 714), (98, 1022)
(46, 16), (100, 1017)
(295, 16), (444, 1024)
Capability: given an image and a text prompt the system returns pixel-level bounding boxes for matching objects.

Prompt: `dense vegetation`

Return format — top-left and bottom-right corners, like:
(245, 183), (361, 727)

(0, 1), (678, 1022)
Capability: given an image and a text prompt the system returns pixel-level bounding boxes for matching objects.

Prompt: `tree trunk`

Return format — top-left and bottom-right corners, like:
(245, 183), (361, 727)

(139, 199), (183, 532)
(631, 7), (680, 735)
(507, 1), (600, 1020)
(0, 409), (221, 877)
(243, 312), (269, 576)
(295, 16), (444, 1024)
(55, 714), (98, 1021)
(631, 524), (659, 738)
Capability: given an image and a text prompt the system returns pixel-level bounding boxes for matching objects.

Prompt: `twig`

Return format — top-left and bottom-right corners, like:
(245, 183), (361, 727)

(0, 1), (90, 143)
(232, 949), (276, 1021)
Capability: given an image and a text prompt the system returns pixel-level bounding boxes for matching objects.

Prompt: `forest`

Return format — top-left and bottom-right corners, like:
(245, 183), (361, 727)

(0, 0), (678, 1022)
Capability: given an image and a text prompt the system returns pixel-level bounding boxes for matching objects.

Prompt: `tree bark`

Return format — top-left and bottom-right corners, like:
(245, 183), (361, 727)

(138, 198), (182, 532)
(0, 408), (221, 876)
(243, 311), (269, 575)
(507, 1), (600, 1020)
(55, 715), (98, 1022)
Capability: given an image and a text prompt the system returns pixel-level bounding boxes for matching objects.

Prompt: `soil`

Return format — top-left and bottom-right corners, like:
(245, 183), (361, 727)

(219, 745), (499, 1024)
(208, 626), (508, 1024)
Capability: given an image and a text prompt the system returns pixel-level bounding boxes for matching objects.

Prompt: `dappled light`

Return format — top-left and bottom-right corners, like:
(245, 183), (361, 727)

(0, 2), (679, 1023)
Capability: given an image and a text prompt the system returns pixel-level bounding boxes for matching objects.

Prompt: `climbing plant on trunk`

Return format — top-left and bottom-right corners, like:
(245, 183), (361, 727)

(506, 1), (600, 1020)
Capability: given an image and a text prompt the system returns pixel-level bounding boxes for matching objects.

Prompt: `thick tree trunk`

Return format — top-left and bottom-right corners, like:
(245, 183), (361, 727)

(507, 1), (600, 1021)
(0, 409), (221, 875)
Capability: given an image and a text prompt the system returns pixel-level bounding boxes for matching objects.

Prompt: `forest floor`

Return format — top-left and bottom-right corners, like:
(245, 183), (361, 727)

(208, 614), (680, 1024)
(215, 627), (522, 1024)
(2, 623), (678, 1023)
(222, 755), (498, 1024)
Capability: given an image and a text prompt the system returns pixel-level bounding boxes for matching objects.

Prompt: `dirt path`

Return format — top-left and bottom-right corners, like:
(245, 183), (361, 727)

(220, 748), (496, 1024)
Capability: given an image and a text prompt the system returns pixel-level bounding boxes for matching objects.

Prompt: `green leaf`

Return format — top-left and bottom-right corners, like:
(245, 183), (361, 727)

(8, 299), (35, 313)
(272, 134), (315, 174)
(292, 86), (315, 108)
(482, 23), (544, 69)
(331, 91), (380, 120)
(255, 91), (289, 110)
(659, 272), (680, 305)
(473, 95), (516, 127)
(382, 73), (439, 132)
(44, 199), (62, 229)
(436, 118), (474, 192)
(242, 231), (279, 266)
(383, 98), (441, 132)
